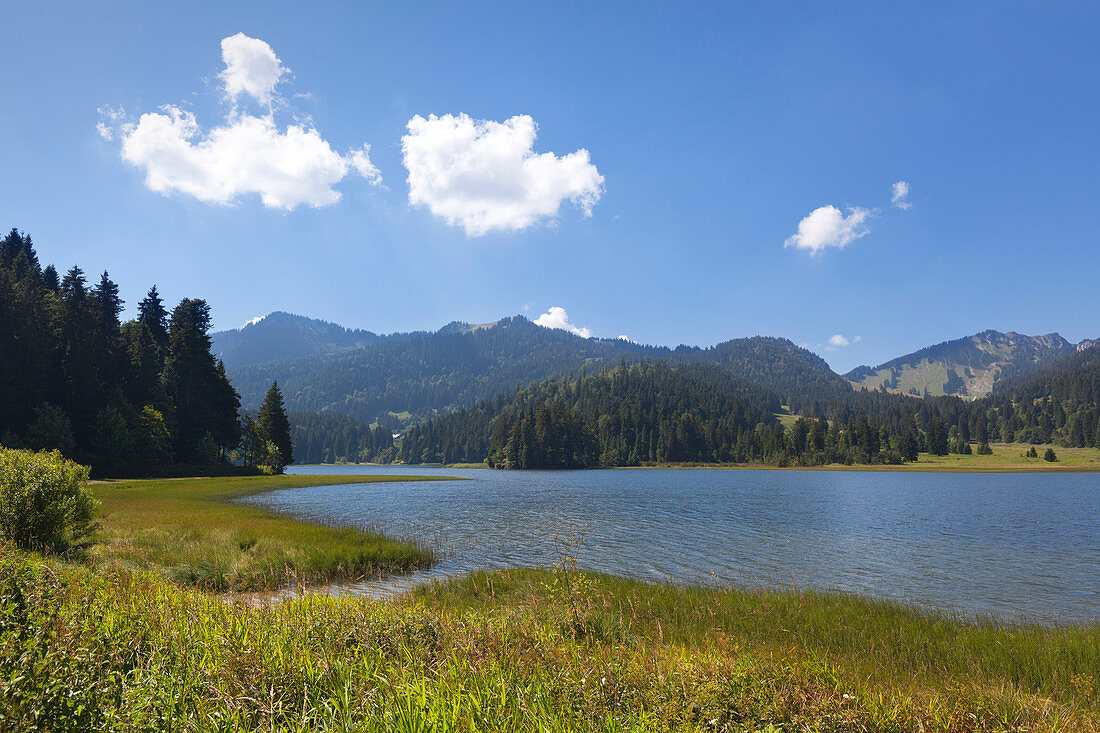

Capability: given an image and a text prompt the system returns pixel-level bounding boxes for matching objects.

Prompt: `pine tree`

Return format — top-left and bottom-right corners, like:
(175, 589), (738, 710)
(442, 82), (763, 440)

(258, 381), (293, 473)
(165, 299), (240, 463)
(926, 417), (949, 456)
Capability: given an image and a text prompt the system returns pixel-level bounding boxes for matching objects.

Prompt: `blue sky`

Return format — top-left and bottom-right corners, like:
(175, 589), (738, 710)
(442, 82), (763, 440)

(2, 1), (1097, 373)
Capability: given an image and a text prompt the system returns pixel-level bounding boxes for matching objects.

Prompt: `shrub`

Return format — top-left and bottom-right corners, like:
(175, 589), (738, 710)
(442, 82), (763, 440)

(976, 441), (993, 455)
(1044, 447), (1058, 462)
(0, 449), (96, 552)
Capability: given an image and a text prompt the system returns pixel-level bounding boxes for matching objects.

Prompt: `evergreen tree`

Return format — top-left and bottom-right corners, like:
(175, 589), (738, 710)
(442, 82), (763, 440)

(926, 417), (949, 456)
(165, 299), (241, 463)
(258, 381), (293, 472)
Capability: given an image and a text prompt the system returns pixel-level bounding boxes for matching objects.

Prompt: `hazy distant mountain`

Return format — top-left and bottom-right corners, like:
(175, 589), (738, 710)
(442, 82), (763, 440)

(845, 330), (1078, 398)
(211, 311), (389, 369)
(227, 315), (847, 427)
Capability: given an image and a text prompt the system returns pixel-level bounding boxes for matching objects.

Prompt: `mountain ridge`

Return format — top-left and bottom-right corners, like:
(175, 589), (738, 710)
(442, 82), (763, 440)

(216, 313), (1096, 422)
(845, 329), (1085, 398)
(224, 315), (847, 427)
(212, 311), (401, 369)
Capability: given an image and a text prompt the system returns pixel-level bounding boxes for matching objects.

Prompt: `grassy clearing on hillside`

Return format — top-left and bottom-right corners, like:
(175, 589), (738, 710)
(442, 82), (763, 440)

(2, 548), (1097, 732)
(88, 474), (447, 591)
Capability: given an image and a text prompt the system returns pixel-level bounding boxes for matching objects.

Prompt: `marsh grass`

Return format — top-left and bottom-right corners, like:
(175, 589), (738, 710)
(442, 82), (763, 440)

(419, 569), (1100, 703)
(87, 474), (448, 591)
(2, 548), (1097, 732)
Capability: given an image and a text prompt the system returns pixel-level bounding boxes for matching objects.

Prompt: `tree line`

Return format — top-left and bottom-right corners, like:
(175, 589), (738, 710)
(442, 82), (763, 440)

(289, 411), (394, 464)
(399, 362), (910, 468)
(396, 350), (1100, 469)
(0, 229), (293, 475)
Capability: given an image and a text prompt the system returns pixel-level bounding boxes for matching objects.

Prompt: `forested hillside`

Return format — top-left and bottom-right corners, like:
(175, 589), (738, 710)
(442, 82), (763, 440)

(231, 317), (669, 425)
(398, 362), (908, 468)
(683, 337), (851, 402)
(0, 229), (241, 475)
(211, 311), (389, 369)
(399, 345), (1100, 468)
(985, 346), (1100, 446)
(230, 317), (848, 428)
(289, 411), (394, 464)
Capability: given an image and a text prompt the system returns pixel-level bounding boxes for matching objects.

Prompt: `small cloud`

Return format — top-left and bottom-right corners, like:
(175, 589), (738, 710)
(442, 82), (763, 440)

(349, 145), (383, 187)
(402, 113), (604, 236)
(826, 333), (862, 350)
(243, 315), (265, 327)
(533, 306), (592, 338)
(891, 180), (912, 210)
(220, 32), (288, 107)
(100, 34), (380, 210)
(784, 205), (872, 255)
(618, 334), (630, 341)
(96, 106), (127, 140)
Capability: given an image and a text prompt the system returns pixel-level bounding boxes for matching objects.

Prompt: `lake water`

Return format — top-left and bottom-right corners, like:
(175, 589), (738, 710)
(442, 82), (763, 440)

(252, 466), (1100, 623)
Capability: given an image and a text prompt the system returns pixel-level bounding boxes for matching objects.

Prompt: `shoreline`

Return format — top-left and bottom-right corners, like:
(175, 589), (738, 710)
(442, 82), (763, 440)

(87, 473), (456, 592)
(303, 460), (1100, 474)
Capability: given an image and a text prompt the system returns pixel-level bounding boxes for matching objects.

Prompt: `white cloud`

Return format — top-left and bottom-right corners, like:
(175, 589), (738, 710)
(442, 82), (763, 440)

(243, 315), (265, 327)
(533, 306), (592, 338)
(402, 113), (604, 236)
(827, 334), (861, 349)
(220, 33), (287, 106)
(102, 34), (380, 210)
(891, 180), (912, 210)
(349, 145), (383, 187)
(784, 205), (872, 255)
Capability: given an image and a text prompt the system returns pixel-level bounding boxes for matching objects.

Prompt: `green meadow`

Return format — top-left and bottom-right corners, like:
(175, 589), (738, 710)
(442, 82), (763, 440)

(86, 474), (445, 591)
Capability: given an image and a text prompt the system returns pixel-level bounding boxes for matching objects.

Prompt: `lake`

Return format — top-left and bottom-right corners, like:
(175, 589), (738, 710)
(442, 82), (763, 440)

(254, 466), (1100, 623)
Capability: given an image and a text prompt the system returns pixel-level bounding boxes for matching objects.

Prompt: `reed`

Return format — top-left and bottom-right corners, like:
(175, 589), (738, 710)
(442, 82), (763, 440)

(87, 474), (445, 591)
(2, 546), (1096, 732)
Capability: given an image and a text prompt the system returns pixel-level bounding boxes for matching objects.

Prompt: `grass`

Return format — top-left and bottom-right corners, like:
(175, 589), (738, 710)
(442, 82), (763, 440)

(2, 547), (1097, 732)
(772, 405), (801, 430)
(820, 443), (1100, 472)
(626, 443), (1100, 472)
(87, 474), (450, 591)
(4, 472), (1098, 730)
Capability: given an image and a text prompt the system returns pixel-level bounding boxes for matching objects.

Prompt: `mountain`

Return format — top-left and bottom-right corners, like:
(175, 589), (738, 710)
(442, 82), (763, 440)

(227, 315), (848, 428)
(845, 330), (1077, 398)
(211, 311), (389, 369)
(398, 337), (1100, 468)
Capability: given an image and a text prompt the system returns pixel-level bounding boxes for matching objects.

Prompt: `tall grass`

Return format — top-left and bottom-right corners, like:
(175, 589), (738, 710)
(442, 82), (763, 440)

(419, 569), (1100, 705)
(88, 474), (446, 591)
(2, 546), (1096, 732)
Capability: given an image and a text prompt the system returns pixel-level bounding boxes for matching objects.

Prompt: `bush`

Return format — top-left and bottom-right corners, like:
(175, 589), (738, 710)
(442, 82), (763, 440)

(1044, 447), (1058, 462)
(976, 441), (993, 455)
(0, 449), (96, 552)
